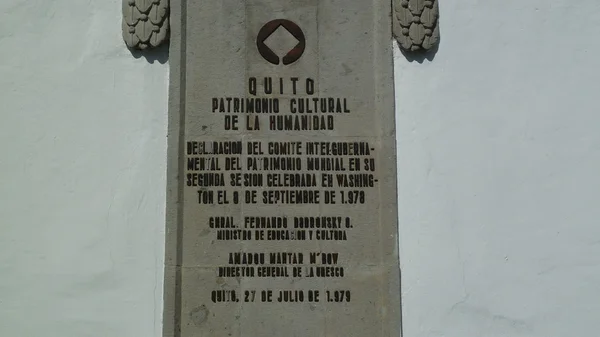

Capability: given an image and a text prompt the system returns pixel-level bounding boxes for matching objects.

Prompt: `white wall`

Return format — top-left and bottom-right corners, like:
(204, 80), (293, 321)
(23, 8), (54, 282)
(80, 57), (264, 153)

(1, 0), (600, 336)
(0, 1), (168, 336)
(396, 1), (600, 336)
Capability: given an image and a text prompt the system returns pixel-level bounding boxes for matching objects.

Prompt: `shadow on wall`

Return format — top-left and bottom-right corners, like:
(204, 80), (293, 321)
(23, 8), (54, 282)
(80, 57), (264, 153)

(397, 39), (440, 63)
(128, 42), (170, 65)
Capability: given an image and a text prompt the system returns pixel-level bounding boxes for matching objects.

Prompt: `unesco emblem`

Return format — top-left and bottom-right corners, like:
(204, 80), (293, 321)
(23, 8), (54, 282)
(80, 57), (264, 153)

(256, 19), (306, 65)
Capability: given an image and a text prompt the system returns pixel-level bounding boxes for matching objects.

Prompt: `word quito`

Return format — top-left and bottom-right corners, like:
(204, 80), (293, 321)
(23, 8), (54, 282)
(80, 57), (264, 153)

(212, 77), (351, 131)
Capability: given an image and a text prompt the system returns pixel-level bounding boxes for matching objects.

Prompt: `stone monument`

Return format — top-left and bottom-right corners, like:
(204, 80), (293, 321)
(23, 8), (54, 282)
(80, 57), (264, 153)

(125, 0), (410, 336)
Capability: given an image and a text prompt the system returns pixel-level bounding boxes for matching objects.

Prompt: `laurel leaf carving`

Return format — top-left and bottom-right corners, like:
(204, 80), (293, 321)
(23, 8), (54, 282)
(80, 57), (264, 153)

(393, 0), (440, 53)
(123, 0), (170, 50)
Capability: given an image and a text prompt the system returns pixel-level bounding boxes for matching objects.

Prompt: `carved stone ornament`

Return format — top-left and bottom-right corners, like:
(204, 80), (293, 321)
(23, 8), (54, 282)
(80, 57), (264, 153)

(122, 0), (170, 50)
(393, 0), (440, 52)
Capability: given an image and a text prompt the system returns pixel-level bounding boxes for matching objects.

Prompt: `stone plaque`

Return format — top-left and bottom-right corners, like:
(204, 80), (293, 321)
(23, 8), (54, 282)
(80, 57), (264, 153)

(164, 1), (401, 336)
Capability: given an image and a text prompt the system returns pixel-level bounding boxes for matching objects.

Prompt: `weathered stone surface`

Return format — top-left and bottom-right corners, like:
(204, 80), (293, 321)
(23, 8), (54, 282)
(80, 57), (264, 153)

(163, 1), (401, 336)
(393, 0), (440, 52)
(122, 0), (169, 50)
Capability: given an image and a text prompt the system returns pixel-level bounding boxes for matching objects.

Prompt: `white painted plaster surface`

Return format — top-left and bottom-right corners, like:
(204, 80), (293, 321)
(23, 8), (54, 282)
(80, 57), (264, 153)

(0, 1), (167, 336)
(395, 1), (600, 336)
(1, 0), (600, 336)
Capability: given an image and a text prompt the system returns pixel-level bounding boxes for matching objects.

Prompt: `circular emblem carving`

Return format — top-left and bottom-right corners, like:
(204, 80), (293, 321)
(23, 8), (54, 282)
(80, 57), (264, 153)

(257, 19), (306, 65)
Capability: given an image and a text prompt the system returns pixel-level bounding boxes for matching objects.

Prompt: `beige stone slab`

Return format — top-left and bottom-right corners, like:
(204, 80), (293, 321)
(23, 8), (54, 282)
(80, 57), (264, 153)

(164, 1), (401, 336)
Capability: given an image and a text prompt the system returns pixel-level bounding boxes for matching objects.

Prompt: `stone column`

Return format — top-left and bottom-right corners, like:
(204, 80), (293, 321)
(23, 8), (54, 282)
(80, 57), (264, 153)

(163, 1), (401, 336)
